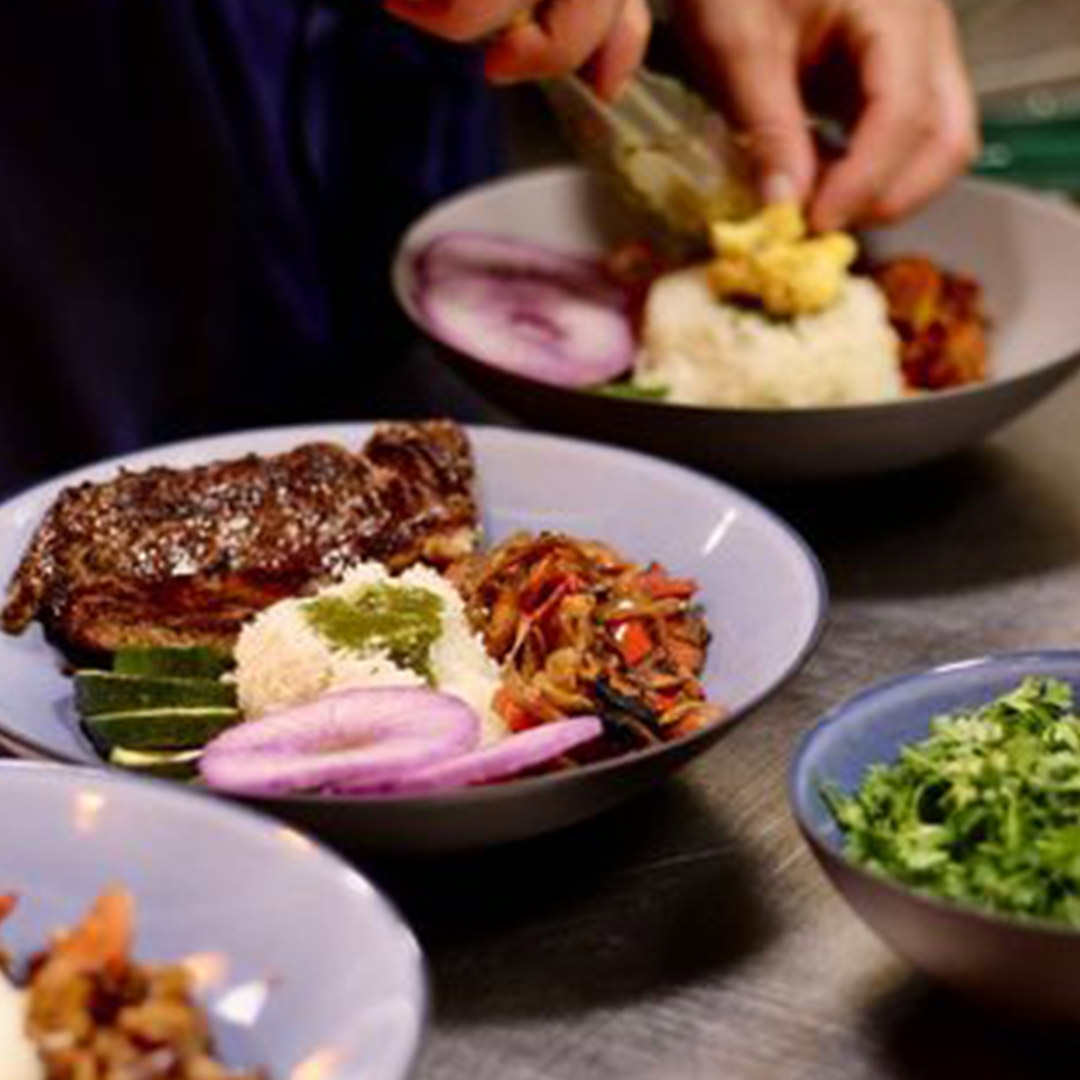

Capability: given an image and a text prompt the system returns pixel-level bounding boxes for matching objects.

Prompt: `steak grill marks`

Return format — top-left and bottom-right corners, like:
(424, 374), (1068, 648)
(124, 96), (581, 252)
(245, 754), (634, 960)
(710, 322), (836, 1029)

(1, 421), (480, 655)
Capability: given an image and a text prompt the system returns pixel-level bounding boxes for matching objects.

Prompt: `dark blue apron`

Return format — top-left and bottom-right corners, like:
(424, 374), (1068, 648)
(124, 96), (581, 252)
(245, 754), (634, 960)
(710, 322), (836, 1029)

(0, 0), (498, 494)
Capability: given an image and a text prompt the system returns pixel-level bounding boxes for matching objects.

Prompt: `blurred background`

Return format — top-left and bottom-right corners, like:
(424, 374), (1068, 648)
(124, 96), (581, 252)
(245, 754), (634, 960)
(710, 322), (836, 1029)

(959, 0), (1080, 194)
(500, 0), (1080, 196)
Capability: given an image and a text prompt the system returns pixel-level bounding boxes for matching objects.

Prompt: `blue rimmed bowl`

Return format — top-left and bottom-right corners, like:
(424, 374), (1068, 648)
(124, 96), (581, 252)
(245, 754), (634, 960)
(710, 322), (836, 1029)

(790, 650), (1080, 1025)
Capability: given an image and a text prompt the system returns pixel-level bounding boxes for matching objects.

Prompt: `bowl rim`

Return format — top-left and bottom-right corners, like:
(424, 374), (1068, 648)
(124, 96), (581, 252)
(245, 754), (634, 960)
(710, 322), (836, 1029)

(0, 757), (431, 1080)
(392, 164), (1080, 416)
(0, 420), (829, 809)
(788, 647), (1080, 942)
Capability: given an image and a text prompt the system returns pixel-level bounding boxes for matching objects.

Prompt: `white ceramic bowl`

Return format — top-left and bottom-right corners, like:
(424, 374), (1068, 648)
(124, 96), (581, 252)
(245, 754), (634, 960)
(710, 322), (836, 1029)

(0, 761), (426, 1078)
(0, 423), (824, 853)
(394, 166), (1080, 481)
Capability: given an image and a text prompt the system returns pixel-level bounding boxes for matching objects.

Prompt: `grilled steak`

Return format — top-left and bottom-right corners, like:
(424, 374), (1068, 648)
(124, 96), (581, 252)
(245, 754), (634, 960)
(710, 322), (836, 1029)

(2, 420), (480, 655)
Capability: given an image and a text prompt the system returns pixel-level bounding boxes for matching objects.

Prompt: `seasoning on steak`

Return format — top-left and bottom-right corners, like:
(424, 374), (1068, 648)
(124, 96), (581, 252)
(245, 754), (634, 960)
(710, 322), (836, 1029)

(2, 420), (480, 655)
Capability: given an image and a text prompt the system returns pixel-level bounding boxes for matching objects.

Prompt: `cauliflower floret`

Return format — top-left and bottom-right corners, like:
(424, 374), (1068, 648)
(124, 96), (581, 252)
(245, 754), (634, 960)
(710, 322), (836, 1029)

(707, 203), (857, 317)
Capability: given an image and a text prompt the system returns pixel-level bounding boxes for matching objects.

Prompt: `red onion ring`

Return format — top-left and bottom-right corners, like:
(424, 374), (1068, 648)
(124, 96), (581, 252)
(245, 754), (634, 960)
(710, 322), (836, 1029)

(199, 687), (480, 796)
(415, 231), (634, 388)
(336, 716), (604, 796)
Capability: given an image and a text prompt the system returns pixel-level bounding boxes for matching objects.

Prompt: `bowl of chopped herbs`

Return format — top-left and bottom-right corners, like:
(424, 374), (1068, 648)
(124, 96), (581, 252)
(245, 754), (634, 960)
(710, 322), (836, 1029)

(790, 651), (1080, 1023)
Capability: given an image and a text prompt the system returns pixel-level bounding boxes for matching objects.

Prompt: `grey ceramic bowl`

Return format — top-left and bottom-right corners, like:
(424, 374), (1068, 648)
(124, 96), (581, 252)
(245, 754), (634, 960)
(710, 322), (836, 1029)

(0, 760), (427, 1077)
(790, 650), (1080, 1025)
(0, 423), (825, 854)
(393, 166), (1080, 481)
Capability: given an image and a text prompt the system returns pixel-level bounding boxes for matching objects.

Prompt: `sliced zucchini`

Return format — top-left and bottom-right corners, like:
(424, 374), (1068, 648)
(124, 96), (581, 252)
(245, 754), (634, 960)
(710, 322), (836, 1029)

(112, 646), (233, 680)
(75, 671), (236, 717)
(108, 746), (203, 780)
(84, 707), (242, 752)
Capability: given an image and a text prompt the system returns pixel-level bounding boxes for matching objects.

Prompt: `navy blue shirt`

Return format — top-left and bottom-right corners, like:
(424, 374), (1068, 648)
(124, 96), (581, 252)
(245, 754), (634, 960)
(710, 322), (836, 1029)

(0, 0), (498, 493)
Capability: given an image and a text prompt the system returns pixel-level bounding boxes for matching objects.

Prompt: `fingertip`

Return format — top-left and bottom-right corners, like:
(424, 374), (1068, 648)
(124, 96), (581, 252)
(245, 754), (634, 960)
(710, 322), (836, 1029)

(868, 174), (937, 225)
(383, 0), (423, 25)
(483, 22), (545, 85)
(858, 200), (906, 229)
(809, 111), (923, 230)
(808, 176), (862, 233)
(590, 61), (634, 104)
(762, 173), (798, 205)
(734, 102), (817, 202)
(752, 133), (816, 205)
(761, 159), (816, 208)
(483, 61), (519, 86)
(383, 0), (482, 42)
(589, 0), (651, 102)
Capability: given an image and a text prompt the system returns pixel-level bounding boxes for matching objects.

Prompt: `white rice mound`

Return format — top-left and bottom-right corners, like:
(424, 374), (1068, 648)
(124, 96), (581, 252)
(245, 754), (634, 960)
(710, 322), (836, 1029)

(635, 264), (904, 408)
(234, 562), (507, 743)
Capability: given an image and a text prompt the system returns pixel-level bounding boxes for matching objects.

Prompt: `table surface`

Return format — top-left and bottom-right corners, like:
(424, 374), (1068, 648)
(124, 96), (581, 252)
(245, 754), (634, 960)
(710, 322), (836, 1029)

(338, 363), (1080, 1080)
(5, 317), (1078, 1078)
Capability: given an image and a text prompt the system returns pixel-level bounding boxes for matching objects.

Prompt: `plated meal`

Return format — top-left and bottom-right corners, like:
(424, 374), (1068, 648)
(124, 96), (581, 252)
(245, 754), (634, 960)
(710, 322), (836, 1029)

(0, 422), (823, 848)
(1, 420), (722, 795)
(396, 167), (1080, 480)
(1, 889), (261, 1079)
(410, 201), (989, 410)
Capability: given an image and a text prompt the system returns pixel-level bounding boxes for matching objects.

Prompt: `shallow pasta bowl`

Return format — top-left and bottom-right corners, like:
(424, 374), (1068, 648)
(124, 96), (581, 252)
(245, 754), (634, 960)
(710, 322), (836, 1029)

(393, 166), (1080, 481)
(0, 760), (426, 1078)
(0, 423), (824, 853)
(790, 650), (1080, 1025)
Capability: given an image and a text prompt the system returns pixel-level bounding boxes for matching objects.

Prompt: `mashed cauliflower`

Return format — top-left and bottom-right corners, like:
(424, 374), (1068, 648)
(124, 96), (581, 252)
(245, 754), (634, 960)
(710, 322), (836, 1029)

(235, 562), (506, 743)
(635, 264), (903, 409)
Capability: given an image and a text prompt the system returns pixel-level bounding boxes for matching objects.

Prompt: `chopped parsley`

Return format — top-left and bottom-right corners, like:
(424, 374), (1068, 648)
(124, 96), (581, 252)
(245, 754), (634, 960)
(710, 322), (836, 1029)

(824, 677), (1080, 927)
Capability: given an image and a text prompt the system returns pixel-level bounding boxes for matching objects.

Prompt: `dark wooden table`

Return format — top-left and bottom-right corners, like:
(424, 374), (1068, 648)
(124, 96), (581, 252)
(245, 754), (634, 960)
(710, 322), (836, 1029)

(339, 365), (1080, 1079)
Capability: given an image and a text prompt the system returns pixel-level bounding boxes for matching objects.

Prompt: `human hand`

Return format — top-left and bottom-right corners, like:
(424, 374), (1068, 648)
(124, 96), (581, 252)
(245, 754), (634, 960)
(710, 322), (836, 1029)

(674, 0), (979, 230)
(383, 0), (652, 101)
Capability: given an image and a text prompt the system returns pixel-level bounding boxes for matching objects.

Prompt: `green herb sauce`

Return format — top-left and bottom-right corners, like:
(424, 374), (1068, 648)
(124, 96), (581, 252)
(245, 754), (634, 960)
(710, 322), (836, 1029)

(304, 585), (443, 681)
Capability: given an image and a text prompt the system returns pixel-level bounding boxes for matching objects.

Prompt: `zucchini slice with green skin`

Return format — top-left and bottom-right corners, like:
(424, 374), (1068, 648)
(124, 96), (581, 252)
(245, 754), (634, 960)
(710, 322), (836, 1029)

(75, 671), (237, 717)
(85, 707), (242, 752)
(108, 746), (203, 780)
(112, 646), (233, 680)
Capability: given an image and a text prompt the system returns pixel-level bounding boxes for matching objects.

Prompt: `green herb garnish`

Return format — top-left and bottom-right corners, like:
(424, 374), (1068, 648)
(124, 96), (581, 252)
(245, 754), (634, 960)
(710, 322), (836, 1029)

(593, 381), (669, 401)
(824, 676), (1080, 927)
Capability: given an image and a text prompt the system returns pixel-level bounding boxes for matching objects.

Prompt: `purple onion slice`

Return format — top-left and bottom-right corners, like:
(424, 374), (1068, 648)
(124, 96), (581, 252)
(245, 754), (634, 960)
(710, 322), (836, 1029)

(414, 231), (634, 389)
(339, 716), (604, 796)
(199, 687), (480, 796)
